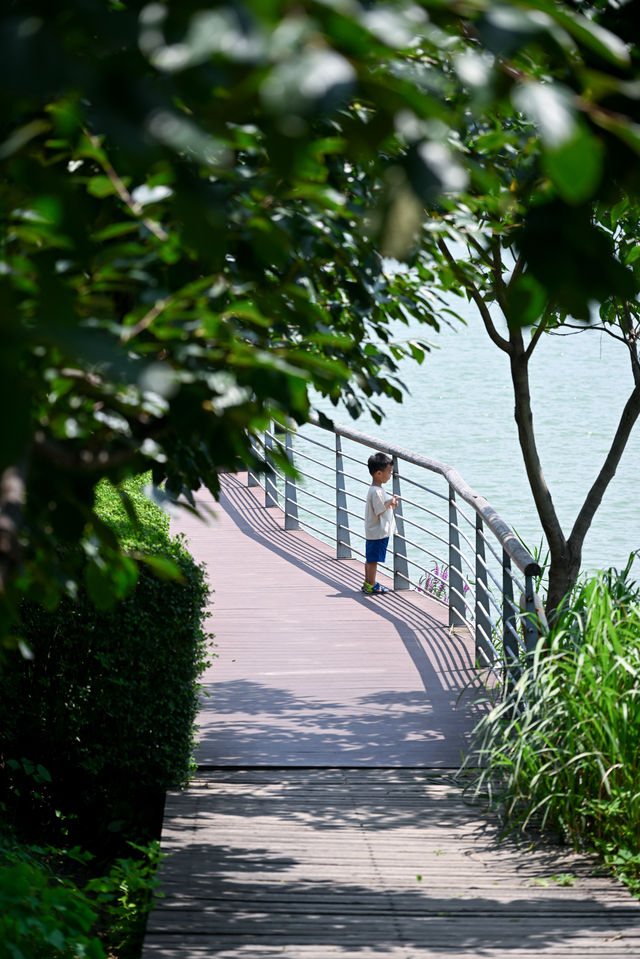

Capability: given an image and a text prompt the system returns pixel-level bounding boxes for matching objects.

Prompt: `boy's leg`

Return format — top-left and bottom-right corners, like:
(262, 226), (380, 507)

(364, 561), (377, 586)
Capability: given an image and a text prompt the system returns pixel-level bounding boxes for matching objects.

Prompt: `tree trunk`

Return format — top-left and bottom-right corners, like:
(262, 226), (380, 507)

(439, 235), (640, 627)
(509, 336), (640, 623)
(546, 543), (582, 621)
(507, 333), (576, 621)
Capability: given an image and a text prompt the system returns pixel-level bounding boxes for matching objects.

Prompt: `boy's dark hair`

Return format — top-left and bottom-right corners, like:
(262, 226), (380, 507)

(368, 452), (393, 476)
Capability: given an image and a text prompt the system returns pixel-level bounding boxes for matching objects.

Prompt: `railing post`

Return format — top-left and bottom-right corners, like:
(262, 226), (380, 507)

(336, 435), (351, 559)
(284, 429), (299, 531)
(475, 515), (492, 666)
(247, 434), (260, 488)
(523, 572), (539, 656)
(393, 459), (409, 590)
(503, 550), (519, 689)
(264, 427), (278, 508)
(448, 487), (466, 628)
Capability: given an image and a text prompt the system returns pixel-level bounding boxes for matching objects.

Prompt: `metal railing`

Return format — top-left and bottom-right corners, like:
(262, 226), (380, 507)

(247, 415), (542, 690)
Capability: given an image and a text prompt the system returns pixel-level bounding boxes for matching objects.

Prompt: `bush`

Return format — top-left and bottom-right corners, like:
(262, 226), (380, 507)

(0, 837), (105, 959)
(85, 839), (163, 956)
(469, 554), (640, 894)
(0, 829), (163, 959)
(0, 475), (212, 846)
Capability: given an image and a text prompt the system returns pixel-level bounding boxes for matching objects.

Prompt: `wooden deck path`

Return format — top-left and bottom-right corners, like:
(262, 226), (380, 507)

(143, 473), (640, 957)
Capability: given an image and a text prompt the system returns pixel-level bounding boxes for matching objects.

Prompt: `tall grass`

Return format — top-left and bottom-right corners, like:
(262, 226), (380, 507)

(469, 554), (640, 893)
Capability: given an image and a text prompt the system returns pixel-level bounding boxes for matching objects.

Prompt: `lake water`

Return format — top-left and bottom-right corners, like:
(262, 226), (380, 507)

(308, 301), (640, 576)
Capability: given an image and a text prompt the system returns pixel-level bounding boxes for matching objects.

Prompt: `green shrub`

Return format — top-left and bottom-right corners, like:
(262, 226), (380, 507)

(469, 555), (640, 893)
(0, 840), (105, 959)
(85, 840), (163, 957)
(0, 830), (162, 959)
(0, 475), (212, 844)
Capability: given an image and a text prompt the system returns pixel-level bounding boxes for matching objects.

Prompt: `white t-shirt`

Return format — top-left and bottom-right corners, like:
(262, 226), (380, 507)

(364, 484), (396, 540)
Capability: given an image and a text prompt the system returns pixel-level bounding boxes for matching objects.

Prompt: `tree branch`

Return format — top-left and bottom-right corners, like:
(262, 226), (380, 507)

(620, 301), (640, 388)
(465, 232), (490, 262)
(437, 238), (511, 352)
(508, 334), (566, 559)
(490, 235), (510, 317)
(525, 312), (551, 361)
(120, 297), (171, 343)
(508, 249), (525, 290)
(84, 131), (169, 242)
(568, 385), (640, 553)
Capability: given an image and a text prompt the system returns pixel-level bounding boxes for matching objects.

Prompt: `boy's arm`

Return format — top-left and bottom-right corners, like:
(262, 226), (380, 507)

(372, 489), (398, 516)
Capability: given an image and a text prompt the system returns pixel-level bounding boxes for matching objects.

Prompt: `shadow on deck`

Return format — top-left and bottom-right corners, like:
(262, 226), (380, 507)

(186, 473), (489, 768)
(142, 474), (640, 958)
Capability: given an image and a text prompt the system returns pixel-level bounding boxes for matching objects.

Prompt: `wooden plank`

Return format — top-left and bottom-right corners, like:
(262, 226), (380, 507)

(143, 771), (640, 958)
(144, 946), (638, 959)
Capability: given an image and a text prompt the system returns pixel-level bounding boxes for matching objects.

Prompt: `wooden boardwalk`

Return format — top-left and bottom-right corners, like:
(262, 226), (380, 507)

(182, 472), (484, 768)
(143, 474), (640, 957)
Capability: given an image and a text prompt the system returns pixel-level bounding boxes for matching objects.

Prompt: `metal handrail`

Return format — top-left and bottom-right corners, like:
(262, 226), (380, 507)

(249, 417), (542, 691)
(317, 415), (539, 577)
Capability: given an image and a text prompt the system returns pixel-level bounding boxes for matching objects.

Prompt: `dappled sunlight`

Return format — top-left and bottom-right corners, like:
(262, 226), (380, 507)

(145, 478), (640, 958)
(145, 772), (640, 956)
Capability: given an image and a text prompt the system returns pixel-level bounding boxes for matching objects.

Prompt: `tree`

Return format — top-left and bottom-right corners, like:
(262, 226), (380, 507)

(426, 205), (640, 617)
(410, 1), (640, 617)
(1, 0), (639, 642)
(1, 0), (441, 639)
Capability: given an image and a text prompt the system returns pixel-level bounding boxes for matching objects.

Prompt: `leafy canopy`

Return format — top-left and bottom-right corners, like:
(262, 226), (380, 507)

(2, 0), (639, 636)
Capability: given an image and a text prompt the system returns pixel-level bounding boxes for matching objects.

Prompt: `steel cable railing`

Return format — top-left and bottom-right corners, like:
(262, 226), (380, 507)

(248, 416), (542, 691)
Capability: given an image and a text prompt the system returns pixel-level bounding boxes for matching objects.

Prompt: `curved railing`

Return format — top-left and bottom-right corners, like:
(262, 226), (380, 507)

(248, 415), (542, 687)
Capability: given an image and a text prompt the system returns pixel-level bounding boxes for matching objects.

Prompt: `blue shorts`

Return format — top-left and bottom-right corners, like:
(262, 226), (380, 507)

(366, 537), (389, 563)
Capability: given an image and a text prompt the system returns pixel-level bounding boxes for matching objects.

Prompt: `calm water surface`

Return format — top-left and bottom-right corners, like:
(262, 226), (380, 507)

(311, 303), (640, 574)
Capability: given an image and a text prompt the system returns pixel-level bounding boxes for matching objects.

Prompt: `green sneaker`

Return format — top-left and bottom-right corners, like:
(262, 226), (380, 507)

(362, 581), (389, 595)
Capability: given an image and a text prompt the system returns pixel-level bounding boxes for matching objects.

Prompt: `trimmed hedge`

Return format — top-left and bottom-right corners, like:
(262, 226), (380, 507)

(0, 475), (211, 844)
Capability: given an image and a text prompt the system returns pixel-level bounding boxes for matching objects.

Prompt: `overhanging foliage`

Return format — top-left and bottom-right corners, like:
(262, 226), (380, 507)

(2, 0), (640, 638)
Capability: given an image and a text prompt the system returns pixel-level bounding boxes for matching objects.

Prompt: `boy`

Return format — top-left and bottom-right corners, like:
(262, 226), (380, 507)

(362, 452), (398, 595)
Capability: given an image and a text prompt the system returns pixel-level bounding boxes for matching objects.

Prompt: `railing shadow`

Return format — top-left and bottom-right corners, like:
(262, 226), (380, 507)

(218, 474), (484, 697)
(185, 474), (494, 767)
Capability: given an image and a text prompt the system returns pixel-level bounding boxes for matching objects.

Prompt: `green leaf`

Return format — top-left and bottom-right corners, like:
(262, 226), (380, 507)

(116, 488), (141, 527)
(86, 175), (119, 198)
(592, 116), (640, 158)
(92, 222), (140, 241)
(543, 128), (604, 204)
(111, 555), (139, 598)
(0, 118), (50, 160)
(84, 561), (116, 611)
(408, 341), (426, 364)
(135, 554), (185, 583)
(543, 3), (630, 67)
(47, 929), (66, 950)
(610, 198), (630, 225)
